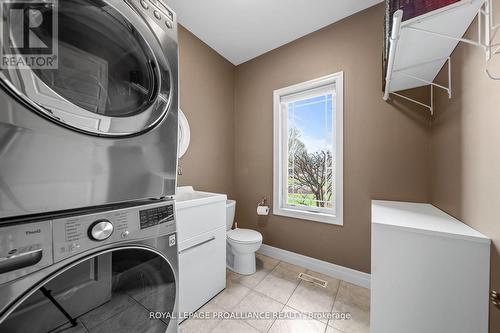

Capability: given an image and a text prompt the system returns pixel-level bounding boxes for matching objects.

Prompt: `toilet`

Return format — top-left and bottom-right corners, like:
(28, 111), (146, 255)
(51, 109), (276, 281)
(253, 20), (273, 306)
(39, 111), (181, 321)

(226, 200), (263, 275)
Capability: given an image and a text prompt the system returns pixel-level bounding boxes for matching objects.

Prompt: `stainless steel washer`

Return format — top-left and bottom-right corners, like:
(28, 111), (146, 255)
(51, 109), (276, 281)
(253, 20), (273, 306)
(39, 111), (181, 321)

(0, 0), (179, 219)
(0, 200), (178, 333)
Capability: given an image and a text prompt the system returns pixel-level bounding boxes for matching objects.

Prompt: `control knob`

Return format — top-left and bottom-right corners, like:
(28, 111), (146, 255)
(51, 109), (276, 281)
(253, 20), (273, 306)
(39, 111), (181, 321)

(88, 220), (114, 241)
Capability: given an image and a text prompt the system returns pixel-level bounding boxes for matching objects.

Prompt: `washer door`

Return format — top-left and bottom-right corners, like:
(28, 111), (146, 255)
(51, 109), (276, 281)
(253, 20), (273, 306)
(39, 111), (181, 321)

(0, 0), (174, 136)
(0, 247), (177, 333)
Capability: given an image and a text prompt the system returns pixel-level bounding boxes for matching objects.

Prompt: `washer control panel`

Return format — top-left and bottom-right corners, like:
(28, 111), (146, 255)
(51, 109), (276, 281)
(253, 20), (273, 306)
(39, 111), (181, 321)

(53, 201), (175, 262)
(139, 204), (174, 229)
(0, 222), (53, 285)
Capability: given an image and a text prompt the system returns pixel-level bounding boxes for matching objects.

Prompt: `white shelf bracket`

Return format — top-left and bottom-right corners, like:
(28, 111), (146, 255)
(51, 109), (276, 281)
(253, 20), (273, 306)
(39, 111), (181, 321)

(489, 0), (500, 37)
(393, 57), (452, 99)
(390, 85), (435, 116)
(387, 57), (451, 115)
(478, 0), (500, 60)
(486, 0), (500, 78)
(485, 0), (492, 60)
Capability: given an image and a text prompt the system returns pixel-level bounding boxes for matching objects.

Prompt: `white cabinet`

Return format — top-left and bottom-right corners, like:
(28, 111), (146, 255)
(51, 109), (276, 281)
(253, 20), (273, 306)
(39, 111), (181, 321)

(175, 187), (227, 317)
(371, 201), (490, 333)
(178, 227), (226, 315)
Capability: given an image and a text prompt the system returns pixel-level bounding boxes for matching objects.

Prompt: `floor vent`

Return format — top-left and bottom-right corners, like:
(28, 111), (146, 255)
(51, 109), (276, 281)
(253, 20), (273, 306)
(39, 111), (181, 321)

(298, 272), (328, 288)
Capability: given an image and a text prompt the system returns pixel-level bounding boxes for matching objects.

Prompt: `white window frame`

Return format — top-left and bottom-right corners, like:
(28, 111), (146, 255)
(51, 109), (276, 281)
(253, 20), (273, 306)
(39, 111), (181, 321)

(273, 72), (344, 225)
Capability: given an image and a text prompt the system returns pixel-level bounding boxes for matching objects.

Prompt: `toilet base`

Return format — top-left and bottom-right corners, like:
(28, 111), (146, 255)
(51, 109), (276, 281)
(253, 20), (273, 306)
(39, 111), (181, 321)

(229, 252), (256, 275)
(226, 231), (262, 275)
(227, 242), (260, 276)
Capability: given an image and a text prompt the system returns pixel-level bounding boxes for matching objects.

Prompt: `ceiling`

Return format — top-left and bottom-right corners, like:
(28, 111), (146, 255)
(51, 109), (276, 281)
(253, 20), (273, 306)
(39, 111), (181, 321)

(164, 0), (382, 65)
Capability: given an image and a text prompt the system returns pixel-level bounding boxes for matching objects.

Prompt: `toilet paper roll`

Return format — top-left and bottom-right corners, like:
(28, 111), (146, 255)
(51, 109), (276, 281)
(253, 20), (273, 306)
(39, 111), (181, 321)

(257, 206), (269, 216)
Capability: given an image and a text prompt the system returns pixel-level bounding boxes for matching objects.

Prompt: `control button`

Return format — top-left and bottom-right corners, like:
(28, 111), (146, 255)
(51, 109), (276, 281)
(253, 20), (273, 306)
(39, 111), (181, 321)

(70, 243), (80, 252)
(88, 220), (114, 241)
(156, 1), (173, 18)
(165, 20), (172, 29)
(121, 231), (130, 239)
(140, 0), (148, 9)
(153, 10), (161, 20)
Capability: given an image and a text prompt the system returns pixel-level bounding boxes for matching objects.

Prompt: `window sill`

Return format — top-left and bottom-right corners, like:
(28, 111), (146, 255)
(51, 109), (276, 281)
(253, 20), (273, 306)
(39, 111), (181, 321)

(273, 207), (343, 226)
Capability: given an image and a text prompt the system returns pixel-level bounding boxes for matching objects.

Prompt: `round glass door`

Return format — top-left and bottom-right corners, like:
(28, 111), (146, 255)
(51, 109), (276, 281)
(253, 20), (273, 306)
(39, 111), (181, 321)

(0, 248), (176, 333)
(0, 0), (173, 136)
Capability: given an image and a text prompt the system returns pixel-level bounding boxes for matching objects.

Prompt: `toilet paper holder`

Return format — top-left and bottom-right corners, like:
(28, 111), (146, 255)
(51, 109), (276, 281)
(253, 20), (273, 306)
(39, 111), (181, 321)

(256, 196), (270, 216)
(257, 196), (268, 207)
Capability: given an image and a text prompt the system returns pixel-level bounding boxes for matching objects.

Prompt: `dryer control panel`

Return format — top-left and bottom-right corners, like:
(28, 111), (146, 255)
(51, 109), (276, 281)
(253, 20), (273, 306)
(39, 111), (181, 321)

(53, 201), (176, 262)
(133, 0), (177, 34)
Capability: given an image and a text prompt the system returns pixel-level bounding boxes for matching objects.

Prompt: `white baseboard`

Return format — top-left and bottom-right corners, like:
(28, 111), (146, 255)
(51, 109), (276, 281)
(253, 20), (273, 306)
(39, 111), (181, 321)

(257, 244), (371, 289)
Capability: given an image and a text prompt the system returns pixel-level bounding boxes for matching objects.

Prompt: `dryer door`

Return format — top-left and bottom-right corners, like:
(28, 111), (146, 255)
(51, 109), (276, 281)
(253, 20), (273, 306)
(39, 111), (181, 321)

(0, 247), (177, 333)
(0, 0), (176, 137)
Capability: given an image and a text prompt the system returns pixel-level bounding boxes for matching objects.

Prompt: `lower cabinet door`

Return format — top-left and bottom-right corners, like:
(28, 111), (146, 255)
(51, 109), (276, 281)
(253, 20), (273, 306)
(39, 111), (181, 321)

(178, 226), (226, 317)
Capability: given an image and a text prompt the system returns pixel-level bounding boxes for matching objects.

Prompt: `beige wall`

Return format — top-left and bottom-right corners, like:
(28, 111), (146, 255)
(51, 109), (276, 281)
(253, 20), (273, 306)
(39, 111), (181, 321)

(177, 26), (236, 198)
(431, 9), (500, 331)
(233, 4), (431, 273)
(178, 4), (500, 328)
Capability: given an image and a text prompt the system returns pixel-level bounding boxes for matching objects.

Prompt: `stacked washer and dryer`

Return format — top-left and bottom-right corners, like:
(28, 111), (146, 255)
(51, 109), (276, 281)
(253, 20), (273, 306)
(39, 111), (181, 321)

(0, 0), (180, 332)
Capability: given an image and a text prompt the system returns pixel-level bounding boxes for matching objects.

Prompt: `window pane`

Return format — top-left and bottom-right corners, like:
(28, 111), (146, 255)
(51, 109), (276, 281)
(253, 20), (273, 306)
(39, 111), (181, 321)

(286, 91), (335, 211)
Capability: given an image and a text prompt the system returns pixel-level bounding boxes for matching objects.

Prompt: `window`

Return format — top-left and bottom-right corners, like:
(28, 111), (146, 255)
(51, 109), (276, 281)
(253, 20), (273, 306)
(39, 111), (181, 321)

(273, 73), (343, 225)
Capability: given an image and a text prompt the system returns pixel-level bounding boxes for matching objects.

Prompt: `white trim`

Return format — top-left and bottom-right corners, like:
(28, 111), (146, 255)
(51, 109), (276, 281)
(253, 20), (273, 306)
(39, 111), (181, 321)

(272, 207), (338, 225)
(258, 244), (370, 289)
(272, 72), (344, 226)
(281, 84), (334, 104)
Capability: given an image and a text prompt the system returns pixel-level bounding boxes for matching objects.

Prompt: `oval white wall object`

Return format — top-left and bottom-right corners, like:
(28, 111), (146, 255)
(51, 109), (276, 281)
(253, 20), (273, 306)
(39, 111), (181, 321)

(178, 109), (191, 158)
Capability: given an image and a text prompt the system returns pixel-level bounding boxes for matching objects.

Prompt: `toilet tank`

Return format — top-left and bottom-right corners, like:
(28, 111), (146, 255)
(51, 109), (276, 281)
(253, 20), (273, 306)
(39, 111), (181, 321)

(226, 200), (236, 230)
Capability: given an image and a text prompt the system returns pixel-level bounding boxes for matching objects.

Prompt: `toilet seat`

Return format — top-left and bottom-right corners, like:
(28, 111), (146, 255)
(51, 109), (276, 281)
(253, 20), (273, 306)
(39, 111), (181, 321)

(227, 228), (262, 244)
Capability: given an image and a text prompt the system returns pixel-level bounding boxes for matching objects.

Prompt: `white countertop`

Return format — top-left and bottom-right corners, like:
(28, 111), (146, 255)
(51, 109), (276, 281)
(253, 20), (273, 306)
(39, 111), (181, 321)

(372, 200), (490, 244)
(175, 186), (227, 210)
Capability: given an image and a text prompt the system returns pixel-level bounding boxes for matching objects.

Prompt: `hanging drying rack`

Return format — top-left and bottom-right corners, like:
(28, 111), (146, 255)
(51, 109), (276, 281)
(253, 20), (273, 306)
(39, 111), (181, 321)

(383, 0), (499, 114)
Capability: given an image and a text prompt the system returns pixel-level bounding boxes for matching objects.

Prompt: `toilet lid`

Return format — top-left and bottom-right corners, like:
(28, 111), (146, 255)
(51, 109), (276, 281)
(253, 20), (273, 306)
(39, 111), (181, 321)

(227, 228), (262, 244)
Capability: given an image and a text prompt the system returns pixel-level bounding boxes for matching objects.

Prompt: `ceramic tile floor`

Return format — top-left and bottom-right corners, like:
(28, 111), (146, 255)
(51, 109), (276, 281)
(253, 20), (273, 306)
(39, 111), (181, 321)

(49, 290), (170, 333)
(48, 262), (175, 333)
(180, 254), (370, 333)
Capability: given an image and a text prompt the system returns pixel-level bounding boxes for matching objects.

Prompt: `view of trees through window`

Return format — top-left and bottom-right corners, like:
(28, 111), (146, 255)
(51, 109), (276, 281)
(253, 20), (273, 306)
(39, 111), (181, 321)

(286, 92), (335, 211)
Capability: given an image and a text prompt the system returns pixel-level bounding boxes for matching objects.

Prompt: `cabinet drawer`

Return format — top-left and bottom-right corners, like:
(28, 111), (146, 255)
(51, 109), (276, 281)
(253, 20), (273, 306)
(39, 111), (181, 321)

(178, 226), (226, 315)
(176, 201), (225, 242)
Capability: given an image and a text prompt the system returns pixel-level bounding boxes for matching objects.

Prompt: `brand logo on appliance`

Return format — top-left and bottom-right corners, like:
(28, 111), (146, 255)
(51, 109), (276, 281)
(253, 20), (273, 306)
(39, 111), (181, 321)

(0, 0), (58, 69)
(25, 229), (41, 235)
